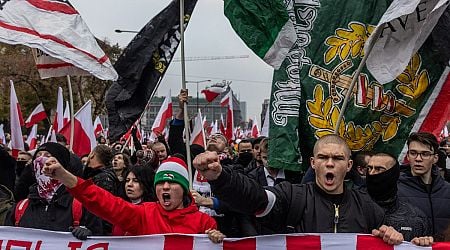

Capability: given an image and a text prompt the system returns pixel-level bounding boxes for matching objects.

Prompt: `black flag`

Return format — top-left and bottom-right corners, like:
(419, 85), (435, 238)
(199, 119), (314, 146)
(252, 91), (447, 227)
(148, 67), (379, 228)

(106, 0), (198, 142)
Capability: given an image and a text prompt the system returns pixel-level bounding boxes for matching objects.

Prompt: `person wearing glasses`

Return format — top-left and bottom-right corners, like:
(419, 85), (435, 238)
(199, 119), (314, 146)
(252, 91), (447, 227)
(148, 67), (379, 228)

(397, 132), (450, 241)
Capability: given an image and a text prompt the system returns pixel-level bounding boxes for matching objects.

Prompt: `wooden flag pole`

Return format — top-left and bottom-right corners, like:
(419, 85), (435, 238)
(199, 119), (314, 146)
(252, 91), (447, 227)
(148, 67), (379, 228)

(67, 75), (75, 151)
(334, 24), (385, 134)
(180, 0), (193, 189)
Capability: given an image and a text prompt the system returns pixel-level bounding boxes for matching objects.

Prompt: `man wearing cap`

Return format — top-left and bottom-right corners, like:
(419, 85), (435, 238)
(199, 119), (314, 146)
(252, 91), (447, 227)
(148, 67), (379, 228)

(42, 155), (223, 241)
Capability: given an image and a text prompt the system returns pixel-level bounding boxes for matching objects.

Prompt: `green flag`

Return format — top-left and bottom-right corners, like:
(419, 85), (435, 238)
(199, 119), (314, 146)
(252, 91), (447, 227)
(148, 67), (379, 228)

(228, 0), (450, 171)
(224, 0), (296, 69)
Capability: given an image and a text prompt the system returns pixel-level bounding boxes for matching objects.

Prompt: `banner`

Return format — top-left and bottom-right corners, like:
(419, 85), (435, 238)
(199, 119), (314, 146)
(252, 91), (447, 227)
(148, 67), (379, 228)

(106, 0), (197, 142)
(2, 227), (449, 249)
(259, 0), (449, 171)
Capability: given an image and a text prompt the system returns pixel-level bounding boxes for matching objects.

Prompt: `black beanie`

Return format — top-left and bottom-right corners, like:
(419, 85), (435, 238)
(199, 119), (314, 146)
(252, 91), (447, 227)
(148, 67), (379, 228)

(366, 162), (400, 203)
(34, 142), (71, 170)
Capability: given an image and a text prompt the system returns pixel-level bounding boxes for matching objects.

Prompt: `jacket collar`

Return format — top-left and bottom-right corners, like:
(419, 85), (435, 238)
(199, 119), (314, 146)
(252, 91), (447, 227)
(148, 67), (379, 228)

(28, 184), (71, 207)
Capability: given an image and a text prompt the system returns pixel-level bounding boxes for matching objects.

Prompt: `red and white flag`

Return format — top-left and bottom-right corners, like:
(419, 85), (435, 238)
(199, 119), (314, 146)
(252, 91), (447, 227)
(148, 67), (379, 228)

(60, 100), (96, 157)
(201, 86), (227, 102)
(0, 0), (117, 80)
(219, 114), (226, 135)
(10, 81), (25, 157)
(93, 116), (104, 137)
(53, 87), (64, 133)
(190, 109), (206, 148)
(151, 90), (173, 135)
(220, 91), (234, 143)
(26, 124), (38, 150)
(251, 116), (260, 138)
(0, 124), (6, 145)
(210, 120), (218, 135)
(25, 103), (47, 128)
(32, 48), (91, 79)
(63, 101), (70, 127)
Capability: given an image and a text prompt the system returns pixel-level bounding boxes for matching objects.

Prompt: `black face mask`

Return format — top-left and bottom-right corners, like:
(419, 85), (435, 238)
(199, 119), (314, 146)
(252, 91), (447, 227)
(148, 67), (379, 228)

(16, 160), (28, 176)
(238, 152), (254, 166)
(366, 163), (400, 203)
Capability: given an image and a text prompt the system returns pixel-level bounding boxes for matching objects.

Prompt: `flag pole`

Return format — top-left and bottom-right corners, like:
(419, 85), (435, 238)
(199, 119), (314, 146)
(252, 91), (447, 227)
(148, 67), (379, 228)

(67, 75), (75, 151)
(180, 0), (193, 189)
(334, 24), (385, 134)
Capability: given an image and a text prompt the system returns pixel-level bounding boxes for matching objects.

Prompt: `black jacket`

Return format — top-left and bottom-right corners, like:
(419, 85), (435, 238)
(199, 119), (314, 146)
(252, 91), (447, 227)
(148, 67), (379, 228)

(247, 167), (302, 186)
(5, 184), (102, 234)
(380, 197), (431, 241)
(210, 168), (384, 234)
(397, 166), (450, 239)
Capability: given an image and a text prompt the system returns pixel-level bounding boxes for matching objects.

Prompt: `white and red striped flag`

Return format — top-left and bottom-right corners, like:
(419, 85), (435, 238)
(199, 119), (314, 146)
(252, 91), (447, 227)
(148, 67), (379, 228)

(220, 91), (234, 143)
(9, 81), (25, 157)
(26, 124), (38, 150)
(25, 103), (47, 128)
(251, 116), (260, 138)
(211, 120), (219, 135)
(59, 100), (96, 157)
(0, 1), (117, 81)
(93, 116), (104, 137)
(63, 101), (70, 127)
(0, 124), (6, 145)
(201, 85), (227, 102)
(151, 90), (173, 135)
(52, 87), (64, 133)
(219, 114), (226, 135)
(190, 109), (206, 148)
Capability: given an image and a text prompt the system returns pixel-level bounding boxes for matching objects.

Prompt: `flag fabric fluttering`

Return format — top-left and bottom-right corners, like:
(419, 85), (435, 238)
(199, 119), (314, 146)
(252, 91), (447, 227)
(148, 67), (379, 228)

(26, 124), (38, 150)
(106, 0), (198, 142)
(211, 120), (219, 135)
(219, 114), (226, 136)
(201, 86), (227, 102)
(220, 91), (234, 143)
(93, 116), (104, 138)
(0, 0), (117, 80)
(59, 101), (96, 157)
(53, 87), (64, 133)
(251, 116), (259, 138)
(25, 103), (47, 128)
(151, 90), (173, 135)
(366, 0), (450, 84)
(63, 101), (70, 128)
(224, 0), (296, 69)
(0, 124), (6, 145)
(10, 81), (25, 157)
(190, 109), (206, 148)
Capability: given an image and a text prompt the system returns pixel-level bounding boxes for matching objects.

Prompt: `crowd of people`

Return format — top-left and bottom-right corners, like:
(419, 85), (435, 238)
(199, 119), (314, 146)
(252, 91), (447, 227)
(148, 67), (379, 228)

(0, 89), (450, 246)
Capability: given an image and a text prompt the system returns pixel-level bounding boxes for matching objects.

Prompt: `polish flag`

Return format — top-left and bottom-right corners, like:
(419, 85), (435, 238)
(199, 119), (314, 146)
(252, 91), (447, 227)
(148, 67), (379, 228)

(220, 91), (234, 142)
(25, 103), (47, 128)
(0, 124), (6, 145)
(211, 120), (218, 135)
(10, 81), (25, 157)
(251, 116), (260, 138)
(219, 114), (226, 135)
(190, 109), (206, 148)
(151, 90), (173, 135)
(59, 101), (96, 157)
(26, 124), (38, 150)
(201, 86), (227, 102)
(63, 101), (70, 127)
(52, 87), (64, 132)
(93, 116), (104, 137)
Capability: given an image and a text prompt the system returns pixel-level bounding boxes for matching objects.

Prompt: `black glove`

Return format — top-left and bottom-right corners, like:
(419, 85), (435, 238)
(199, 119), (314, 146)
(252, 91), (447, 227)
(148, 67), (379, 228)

(70, 226), (92, 240)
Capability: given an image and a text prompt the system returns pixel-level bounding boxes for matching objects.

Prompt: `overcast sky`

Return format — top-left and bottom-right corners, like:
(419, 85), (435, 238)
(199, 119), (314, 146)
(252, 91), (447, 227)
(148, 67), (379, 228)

(71, 0), (273, 124)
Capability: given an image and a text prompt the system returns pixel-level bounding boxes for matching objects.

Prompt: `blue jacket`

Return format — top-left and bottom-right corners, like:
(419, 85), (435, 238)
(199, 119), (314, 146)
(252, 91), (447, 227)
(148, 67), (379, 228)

(397, 166), (450, 240)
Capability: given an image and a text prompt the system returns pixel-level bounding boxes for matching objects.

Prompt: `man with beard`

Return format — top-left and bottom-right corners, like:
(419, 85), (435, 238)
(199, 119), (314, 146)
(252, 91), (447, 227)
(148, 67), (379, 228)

(398, 132), (450, 241)
(193, 134), (411, 245)
(366, 153), (432, 244)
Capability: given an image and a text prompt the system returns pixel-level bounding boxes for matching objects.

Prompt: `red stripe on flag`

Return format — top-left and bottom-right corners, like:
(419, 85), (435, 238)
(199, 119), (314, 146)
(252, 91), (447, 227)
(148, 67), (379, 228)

(223, 238), (256, 250)
(433, 242), (450, 249)
(418, 73), (450, 137)
(163, 235), (193, 250)
(356, 235), (393, 250)
(26, 0), (79, 14)
(286, 235), (321, 250)
(0, 21), (107, 64)
(36, 62), (74, 69)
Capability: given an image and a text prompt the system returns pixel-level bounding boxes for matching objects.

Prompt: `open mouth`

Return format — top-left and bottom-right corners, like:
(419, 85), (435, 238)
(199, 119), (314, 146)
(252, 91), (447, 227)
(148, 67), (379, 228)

(325, 173), (335, 185)
(162, 193), (171, 205)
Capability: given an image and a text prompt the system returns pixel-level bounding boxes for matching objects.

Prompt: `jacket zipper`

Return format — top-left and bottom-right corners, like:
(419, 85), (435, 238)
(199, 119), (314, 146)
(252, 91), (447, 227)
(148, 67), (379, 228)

(333, 204), (339, 233)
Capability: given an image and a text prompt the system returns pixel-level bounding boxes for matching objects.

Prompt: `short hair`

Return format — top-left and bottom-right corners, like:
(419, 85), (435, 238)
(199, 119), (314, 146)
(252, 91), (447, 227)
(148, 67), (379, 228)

(372, 152), (398, 168)
(19, 151), (33, 158)
(253, 136), (266, 148)
(114, 152), (131, 168)
(352, 151), (374, 168)
(313, 134), (351, 157)
(260, 138), (269, 153)
(407, 132), (439, 153)
(92, 144), (113, 167)
(238, 139), (252, 149)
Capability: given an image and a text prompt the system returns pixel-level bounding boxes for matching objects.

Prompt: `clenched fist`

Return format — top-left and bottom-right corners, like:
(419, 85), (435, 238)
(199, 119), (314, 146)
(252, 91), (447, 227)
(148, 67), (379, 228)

(193, 151), (222, 181)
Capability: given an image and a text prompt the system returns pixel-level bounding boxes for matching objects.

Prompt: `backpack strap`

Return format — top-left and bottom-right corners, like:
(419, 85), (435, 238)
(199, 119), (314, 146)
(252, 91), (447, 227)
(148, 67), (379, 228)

(14, 199), (29, 227)
(71, 198), (83, 227)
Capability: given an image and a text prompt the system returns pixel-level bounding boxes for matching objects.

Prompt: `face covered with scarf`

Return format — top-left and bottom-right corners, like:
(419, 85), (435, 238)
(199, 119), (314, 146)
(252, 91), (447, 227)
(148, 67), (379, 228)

(366, 154), (400, 204)
(33, 142), (71, 203)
